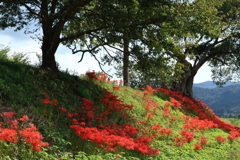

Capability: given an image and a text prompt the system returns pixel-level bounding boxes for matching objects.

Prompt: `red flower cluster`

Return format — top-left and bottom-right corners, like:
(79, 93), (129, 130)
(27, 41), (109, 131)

(0, 112), (49, 151)
(86, 71), (98, 80)
(43, 87), (160, 156)
(85, 71), (108, 82)
(40, 76), (240, 156)
(216, 135), (226, 143)
(174, 130), (195, 146)
(42, 92), (57, 106)
(155, 87), (240, 149)
(183, 116), (217, 131)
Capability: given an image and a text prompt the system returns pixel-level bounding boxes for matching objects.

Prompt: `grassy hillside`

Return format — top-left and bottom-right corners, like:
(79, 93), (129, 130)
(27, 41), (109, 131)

(1, 59), (240, 160)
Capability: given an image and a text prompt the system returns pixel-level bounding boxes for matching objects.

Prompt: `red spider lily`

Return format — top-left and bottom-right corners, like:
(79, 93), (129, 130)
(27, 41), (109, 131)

(147, 112), (155, 119)
(163, 107), (171, 116)
(145, 85), (155, 95)
(164, 102), (171, 107)
(0, 128), (18, 143)
(155, 127), (172, 136)
(0, 113), (49, 151)
(216, 135), (226, 143)
(151, 124), (161, 130)
(2, 112), (15, 118)
(169, 97), (181, 109)
(18, 115), (29, 122)
(42, 99), (50, 104)
(86, 71), (99, 80)
(113, 86), (120, 91)
(194, 143), (202, 150)
(199, 136), (207, 145)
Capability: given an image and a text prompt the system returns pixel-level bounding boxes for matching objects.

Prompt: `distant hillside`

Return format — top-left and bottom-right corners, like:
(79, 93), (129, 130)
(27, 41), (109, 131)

(193, 83), (240, 116)
(193, 81), (240, 88)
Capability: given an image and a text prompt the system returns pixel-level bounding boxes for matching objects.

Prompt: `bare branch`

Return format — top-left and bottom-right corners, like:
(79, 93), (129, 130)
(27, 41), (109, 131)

(78, 52), (85, 63)
(72, 43), (107, 54)
(102, 45), (115, 59)
(60, 26), (109, 42)
(82, 40), (113, 78)
(89, 33), (124, 53)
(91, 53), (113, 78)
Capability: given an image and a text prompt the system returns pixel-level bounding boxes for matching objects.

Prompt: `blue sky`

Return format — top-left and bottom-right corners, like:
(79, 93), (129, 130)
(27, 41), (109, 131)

(0, 28), (212, 83)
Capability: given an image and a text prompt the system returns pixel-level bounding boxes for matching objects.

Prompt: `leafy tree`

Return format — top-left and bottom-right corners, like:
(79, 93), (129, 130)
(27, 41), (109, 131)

(98, 0), (175, 86)
(0, 45), (30, 64)
(0, 0), (145, 71)
(160, 0), (240, 97)
(114, 0), (240, 98)
(0, 45), (10, 60)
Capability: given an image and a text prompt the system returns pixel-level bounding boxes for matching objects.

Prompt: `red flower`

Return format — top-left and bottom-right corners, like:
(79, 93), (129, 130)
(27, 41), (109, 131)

(42, 99), (50, 104)
(2, 112), (15, 118)
(51, 99), (58, 106)
(151, 124), (161, 130)
(164, 102), (171, 107)
(113, 86), (120, 91)
(169, 97), (181, 108)
(216, 135), (225, 143)
(147, 112), (155, 119)
(194, 143), (202, 150)
(18, 115), (29, 122)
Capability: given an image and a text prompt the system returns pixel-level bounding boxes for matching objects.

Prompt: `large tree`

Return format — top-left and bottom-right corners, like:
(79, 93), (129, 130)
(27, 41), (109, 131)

(0, 0), (148, 71)
(113, 0), (240, 98)
(163, 0), (240, 97)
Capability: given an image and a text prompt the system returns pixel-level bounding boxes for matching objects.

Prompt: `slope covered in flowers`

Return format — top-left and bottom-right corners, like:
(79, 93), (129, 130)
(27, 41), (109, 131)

(43, 72), (240, 159)
(1, 60), (240, 159)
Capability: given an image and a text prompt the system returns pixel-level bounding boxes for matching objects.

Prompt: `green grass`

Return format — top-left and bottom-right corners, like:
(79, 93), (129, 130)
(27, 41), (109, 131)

(1, 58), (240, 159)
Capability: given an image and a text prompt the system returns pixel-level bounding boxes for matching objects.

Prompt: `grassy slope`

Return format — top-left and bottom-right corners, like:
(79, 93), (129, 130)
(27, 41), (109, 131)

(1, 59), (240, 160)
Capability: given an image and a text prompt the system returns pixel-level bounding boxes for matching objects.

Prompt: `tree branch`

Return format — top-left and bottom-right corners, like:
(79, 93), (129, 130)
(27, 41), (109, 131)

(17, 0), (41, 17)
(78, 52), (85, 63)
(211, 57), (230, 66)
(71, 43), (107, 54)
(50, 0), (58, 16)
(60, 26), (109, 42)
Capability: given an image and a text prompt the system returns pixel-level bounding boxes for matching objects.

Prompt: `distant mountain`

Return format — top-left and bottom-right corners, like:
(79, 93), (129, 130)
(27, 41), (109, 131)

(193, 82), (240, 116)
(193, 81), (240, 88)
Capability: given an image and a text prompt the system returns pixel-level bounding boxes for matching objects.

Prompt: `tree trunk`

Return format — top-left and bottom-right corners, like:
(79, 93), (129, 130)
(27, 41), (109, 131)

(172, 70), (196, 98)
(171, 57), (198, 98)
(123, 37), (130, 86)
(40, 22), (62, 71)
(41, 39), (60, 71)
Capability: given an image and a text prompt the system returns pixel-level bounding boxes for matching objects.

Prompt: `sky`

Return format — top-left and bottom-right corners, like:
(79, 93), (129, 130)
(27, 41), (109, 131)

(0, 28), (212, 84)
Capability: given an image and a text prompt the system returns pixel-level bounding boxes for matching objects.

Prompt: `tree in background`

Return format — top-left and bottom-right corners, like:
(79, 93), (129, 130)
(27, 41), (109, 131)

(114, 0), (240, 98)
(0, 45), (30, 64)
(96, 0), (175, 86)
